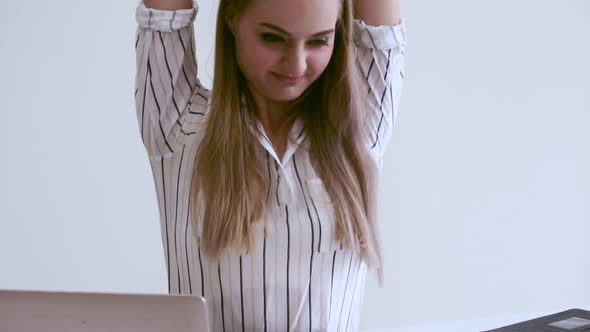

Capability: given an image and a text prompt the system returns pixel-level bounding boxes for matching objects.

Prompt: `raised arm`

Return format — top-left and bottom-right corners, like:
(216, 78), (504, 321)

(352, 0), (406, 167)
(144, 0), (193, 11)
(353, 0), (401, 26)
(135, 1), (211, 159)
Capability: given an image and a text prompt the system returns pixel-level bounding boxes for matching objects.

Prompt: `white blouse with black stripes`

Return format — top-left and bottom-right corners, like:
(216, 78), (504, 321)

(134, 1), (406, 331)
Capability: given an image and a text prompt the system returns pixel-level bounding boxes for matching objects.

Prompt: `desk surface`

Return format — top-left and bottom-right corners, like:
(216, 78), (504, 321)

(366, 305), (590, 332)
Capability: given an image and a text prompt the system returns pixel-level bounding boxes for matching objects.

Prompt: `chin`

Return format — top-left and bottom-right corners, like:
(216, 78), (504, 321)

(266, 84), (312, 102)
(270, 92), (304, 102)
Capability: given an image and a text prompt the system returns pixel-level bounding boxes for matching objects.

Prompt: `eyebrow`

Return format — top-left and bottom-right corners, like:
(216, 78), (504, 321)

(259, 22), (334, 37)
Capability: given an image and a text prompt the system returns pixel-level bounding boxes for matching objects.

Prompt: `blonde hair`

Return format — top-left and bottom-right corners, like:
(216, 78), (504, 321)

(191, 0), (385, 286)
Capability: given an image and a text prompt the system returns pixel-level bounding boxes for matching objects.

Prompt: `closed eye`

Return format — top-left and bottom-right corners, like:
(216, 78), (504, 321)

(261, 33), (329, 47)
(261, 33), (284, 43)
(309, 38), (329, 47)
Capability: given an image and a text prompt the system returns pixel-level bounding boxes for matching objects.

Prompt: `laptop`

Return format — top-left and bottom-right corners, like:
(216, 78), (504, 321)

(0, 289), (210, 332)
(483, 308), (590, 332)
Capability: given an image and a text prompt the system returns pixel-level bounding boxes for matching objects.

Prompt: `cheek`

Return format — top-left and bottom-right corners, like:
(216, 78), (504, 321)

(308, 49), (334, 77)
(240, 44), (280, 75)
(251, 47), (280, 73)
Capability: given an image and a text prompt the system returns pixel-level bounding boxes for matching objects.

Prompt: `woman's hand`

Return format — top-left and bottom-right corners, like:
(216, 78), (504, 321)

(144, 0), (193, 11)
(353, 0), (401, 26)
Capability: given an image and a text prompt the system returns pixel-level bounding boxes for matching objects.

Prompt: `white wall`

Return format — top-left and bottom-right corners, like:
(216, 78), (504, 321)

(0, 0), (588, 330)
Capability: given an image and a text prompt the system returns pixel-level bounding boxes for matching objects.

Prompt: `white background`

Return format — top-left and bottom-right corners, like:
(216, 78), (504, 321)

(0, 0), (588, 330)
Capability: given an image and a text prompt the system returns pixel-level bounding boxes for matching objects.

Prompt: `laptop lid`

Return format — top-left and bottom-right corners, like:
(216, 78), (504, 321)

(483, 308), (590, 332)
(0, 289), (210, 332)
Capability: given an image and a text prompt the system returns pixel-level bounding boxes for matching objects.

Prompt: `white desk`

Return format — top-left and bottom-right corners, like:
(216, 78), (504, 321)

(366, 305), (590, 332)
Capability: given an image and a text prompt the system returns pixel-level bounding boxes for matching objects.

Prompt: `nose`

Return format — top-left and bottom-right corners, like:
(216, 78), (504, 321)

(283, 44), (307, 77)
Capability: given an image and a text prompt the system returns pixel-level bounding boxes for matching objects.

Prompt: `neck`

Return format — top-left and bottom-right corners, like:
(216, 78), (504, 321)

(249, 91), (293, 139)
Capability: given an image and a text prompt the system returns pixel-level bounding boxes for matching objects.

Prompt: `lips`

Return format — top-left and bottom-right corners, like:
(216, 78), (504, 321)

(272, 73), (304, 85)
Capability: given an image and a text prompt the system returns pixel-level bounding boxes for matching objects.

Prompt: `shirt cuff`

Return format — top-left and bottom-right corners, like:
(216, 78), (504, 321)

(136, 0), (199, 32)
(353, 18), (407, 50)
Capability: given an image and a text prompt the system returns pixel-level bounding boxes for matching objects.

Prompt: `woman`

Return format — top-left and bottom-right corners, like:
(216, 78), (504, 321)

(134, 0), (406, 330)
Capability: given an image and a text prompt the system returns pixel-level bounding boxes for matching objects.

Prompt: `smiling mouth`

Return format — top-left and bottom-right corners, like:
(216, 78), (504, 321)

(272, 73), (304, 85)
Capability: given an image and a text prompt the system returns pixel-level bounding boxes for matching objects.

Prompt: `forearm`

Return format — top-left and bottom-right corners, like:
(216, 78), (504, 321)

(144, 0), (192, 11)
(353, 0), (401, 26)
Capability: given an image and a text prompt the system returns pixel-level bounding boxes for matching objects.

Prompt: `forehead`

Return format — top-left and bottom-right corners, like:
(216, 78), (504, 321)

(242, 0), (341, 36)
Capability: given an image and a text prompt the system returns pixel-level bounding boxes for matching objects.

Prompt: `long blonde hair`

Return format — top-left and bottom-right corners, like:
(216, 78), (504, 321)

(191, 0), (385, 286)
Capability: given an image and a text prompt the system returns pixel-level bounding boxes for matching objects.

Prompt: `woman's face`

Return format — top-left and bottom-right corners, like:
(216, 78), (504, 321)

(228, 0), (341, 103)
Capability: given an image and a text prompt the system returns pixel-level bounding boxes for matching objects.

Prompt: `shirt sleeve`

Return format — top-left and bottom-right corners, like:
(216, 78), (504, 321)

(353, 18), (407, 165)
(134, 0), (211, 159)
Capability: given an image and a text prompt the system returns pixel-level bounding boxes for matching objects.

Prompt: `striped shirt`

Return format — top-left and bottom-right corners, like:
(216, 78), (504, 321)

(134, 1), (406, 331)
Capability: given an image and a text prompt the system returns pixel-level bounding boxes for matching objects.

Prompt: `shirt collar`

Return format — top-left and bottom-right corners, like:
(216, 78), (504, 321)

(241, 94), (306, 166)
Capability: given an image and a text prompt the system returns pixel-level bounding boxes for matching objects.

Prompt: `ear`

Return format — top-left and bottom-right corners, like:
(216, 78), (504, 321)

(224, 5), (238, 34)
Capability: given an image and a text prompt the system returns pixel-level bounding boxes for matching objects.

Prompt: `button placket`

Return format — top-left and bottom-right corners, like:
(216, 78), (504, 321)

(276, 166), (296, 205)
